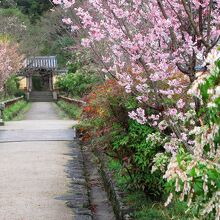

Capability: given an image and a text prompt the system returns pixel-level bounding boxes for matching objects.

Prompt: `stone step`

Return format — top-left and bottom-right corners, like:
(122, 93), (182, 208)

(29, 97), (53, 100)
(30, 91), (52, 93)
(30, 95), (53, 98)
(30, 94), (53, 96)
(29, 91), (53, 102)
(30, 92), (53, 95)
(30, 95), (53, 97)
(29, 91), (54, 102)
(29, 100), (54, 102)
(29, 97), (53, 99)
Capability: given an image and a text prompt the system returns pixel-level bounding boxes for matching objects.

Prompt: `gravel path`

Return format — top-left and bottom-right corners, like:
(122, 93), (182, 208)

(0, 102), (77, 220)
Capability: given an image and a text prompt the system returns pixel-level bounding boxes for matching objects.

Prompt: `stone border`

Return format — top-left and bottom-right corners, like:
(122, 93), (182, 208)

(58, 95), (86, 107)
(65, 141), (93, 220)
(76, 126), (133, 220)
(92, 148), (133, 220)
(1, 96), (24, 108)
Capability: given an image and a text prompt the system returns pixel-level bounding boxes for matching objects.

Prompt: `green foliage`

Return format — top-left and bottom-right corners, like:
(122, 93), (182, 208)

(80, 81), (166, 198)
(200, 58), (220, 126)
(56, 69), (100, 98)
(41, 37), (75, 67)
(108, 159), (192, 220)
(165, 149), (220, 219)
(4, 75), (24, 97)
(0, 0), (14, 8)
(161, 54), (220, 220)
(108, 159), (130, 187)
(15, 89), (25, 97)
(66, 62), (82, 74)
(124, 96), (139, 110)
(5, 76), (18, 96)
(3, 100), (27, 121)
(110, 120), (165, 197)
(132, 199), (192, 220)
(0, 0), (52, 23)
(0, 7), (27, 21)
(0, 2), (72, 66)
(0, 8), (30, 42)
(56, 100), (82, 119)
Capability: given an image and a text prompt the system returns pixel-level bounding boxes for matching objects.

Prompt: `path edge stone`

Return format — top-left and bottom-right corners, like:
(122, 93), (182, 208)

(93, 149), (133, 220)
(78, 139), (133, 220)
(65, 141), (93, 220)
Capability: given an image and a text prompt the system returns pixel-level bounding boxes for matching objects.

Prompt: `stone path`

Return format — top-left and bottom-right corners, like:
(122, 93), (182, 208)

(0, 102), (82, 220)
(83, 147), (116, 220)
(24, 102), (59, 120)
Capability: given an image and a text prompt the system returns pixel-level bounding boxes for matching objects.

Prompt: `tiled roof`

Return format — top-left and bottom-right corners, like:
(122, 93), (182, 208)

(25, 56), (57, 69)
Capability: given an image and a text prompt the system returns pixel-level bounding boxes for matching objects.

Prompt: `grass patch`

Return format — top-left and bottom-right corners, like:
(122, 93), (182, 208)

(13, 102), (31, 120)
(53, 103), (69, 120)
(56, 100), (82, 119)
(130, 195), (191, 220)
(108, 159), (193, 220)
(3, 100), (28, 121)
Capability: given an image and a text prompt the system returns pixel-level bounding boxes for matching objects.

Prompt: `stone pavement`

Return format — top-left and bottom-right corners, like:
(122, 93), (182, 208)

(24, 102), (59, 120)
(0, 102), (91, 220)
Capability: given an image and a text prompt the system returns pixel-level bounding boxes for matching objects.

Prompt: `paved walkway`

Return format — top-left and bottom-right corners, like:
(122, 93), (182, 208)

(0, 102), (77, 220)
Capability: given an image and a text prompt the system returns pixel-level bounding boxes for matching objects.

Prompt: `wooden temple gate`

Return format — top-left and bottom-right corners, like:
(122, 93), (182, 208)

(18, 56), (62, 101)
(23, 56), (57, 92)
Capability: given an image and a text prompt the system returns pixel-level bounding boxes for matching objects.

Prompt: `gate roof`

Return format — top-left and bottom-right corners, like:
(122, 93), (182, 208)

(25, 56), (57, 70)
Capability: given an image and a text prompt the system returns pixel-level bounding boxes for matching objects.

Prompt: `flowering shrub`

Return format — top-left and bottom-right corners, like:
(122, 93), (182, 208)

(80, 80), (166, 197)
(81, 80), (126, 133)
(160, 50), (220, 219)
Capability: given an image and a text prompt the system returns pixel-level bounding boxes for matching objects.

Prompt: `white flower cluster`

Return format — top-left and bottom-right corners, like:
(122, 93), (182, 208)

(201, 191), (220, 219)
(151, 152), (169, 173)
(164, 56), (220, 213)
(146, 131), (166, 145)
(204, 48), (220, 71)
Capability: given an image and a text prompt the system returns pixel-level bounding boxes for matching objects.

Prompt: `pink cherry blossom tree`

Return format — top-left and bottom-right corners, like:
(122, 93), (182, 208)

(0, 39), (23, 91)
(53, 0), (220, 218)
(54, 0), (220, 152)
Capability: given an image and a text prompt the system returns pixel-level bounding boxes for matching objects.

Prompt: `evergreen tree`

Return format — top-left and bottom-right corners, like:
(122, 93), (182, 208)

(0, 0), (52, 23)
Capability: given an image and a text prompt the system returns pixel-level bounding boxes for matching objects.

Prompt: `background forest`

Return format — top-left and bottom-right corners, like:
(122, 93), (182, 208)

(0, 0), (78, 100)
(0, 0), (74, 67)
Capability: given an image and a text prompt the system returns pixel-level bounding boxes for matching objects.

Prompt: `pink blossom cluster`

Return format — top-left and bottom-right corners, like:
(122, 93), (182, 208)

(53, 0), (75, 8)
(128, 107), (147, 124)
(53, 0), (220, 148)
